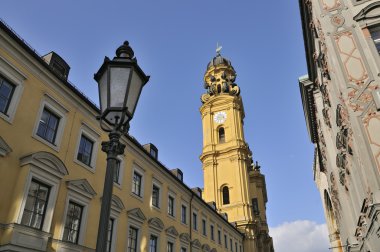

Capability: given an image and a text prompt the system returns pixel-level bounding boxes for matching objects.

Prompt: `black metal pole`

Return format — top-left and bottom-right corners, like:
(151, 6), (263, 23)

(96, 130), (125, 252)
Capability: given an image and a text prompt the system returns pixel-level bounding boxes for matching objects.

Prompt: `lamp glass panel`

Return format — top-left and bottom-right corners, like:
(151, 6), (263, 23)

(98, 68), (108, 114)
(126, 69), (143, 116)
(109, 67), (131, 108)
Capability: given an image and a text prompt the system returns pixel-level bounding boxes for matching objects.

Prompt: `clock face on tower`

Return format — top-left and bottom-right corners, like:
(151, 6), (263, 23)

(214, 111), (227, 124)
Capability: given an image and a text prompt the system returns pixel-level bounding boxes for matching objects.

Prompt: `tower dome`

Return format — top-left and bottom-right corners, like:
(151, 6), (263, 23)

(201, 49), (240, 103)
(206, 54), (234, 70)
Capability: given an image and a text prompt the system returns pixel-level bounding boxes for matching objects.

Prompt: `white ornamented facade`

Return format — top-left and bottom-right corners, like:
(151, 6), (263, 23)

(299, 0), (380, 251)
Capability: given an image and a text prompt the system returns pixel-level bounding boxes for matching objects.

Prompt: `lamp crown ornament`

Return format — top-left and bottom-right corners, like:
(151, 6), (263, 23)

(116, 41), (134, 59)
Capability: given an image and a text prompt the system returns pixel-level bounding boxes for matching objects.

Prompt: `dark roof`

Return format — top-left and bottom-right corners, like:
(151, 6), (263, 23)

(207, 54), (234, 70)
(0, 18), (243, 237)
(298, 0), (317, 82)
(299, 76), (318, 143)
(298, 0), (318, 144)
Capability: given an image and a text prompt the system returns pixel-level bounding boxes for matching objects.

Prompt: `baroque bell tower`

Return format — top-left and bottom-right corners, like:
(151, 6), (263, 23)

(200, 49), (274, 252)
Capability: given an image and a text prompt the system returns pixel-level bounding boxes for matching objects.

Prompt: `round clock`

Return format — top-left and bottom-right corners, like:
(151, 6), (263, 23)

(214, 111), (227, 124)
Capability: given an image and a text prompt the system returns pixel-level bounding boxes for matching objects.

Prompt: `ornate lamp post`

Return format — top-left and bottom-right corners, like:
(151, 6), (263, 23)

(94, 41), (149, 252)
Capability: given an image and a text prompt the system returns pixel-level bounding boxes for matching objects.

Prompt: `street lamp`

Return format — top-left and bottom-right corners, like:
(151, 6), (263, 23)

(94, 41), (149, 252)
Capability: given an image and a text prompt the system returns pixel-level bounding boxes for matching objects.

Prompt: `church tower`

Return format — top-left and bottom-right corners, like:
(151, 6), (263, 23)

(200, 50), (274, 252)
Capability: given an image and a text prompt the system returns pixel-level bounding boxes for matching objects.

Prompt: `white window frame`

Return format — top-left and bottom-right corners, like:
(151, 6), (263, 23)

(113, 156), (125, 187)
(149, 232), (160, 252)
(74, 123), (100, 172)
(32, 94), (68, 151)
(210, 223), (215, 241)
(106, 195), (125, 252)
(131, 163), (145, 199)
(0, 55), (26, 123)
(60, 190), (90, 245)
(217, 227), (222, 245)
(17, 168), (60, 232)
(166, 240), (175, 252)
(107, 215), (117, 252)
(127, 223), (141, 252)
(224, 232), (228, 249)
(181, 202), (188, 225)
(151, 178), (162, 210)
(202, 217), (207, 237)
(180, 247), (188, 252)
(167, 191), (176, 219)
(192, 210), (198, 231)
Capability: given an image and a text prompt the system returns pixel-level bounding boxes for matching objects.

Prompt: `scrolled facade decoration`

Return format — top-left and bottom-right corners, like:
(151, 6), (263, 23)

(336, 127), (353, 155)
(329, 173), (342, 227)
(320, 83), (331, 107)
(317, 120), (328, 170)
(336, 104), (349, 128)
(336, 151), (350, 188)
(320, 0), (343, 12)
(335, 103), (353, 188)
(331, 14), (345, 27)
(322, 107), (332, 128)
(316, 50), (331, 80)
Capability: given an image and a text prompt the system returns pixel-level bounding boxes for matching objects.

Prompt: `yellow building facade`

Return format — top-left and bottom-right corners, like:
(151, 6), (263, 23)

(0, 19), (272, 252)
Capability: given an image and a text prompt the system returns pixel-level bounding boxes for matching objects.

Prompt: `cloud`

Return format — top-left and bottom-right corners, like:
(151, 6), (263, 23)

(270, 220), (329, 252)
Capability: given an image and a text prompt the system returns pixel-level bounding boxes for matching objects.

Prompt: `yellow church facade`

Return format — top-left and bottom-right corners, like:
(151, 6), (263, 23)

(0, 18), (272, 252)
(200, 54), (272, 252)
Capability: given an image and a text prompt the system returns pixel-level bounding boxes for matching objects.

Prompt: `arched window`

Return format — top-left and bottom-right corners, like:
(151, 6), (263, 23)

(219, 127), (225, 143)
(222, 186), (230, 205)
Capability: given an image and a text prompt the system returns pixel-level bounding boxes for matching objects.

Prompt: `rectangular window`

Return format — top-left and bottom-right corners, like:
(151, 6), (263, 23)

(106, 218), (114, 252)
(132, 172), (142, 196)
(192, 212), (197, 230)
(114, 160), (120, 184)
(181, 248), (187, 252)
(177, 170), (183, 182)
(0, 75), (15, 115)
(240, 245), (242, 252)
(224, 234), (228, 248)
(36, 108), (60, 144)
(202, 219), (207, 236)
(168, 195), (174, 216)
(211, 225), (214, 240)
(230, 239), (233, 251)
(181, 205), (187, 224)
(152, 185), (160, 208)
(128, 227), (138, 252)
(167, 241), (174, 252)
(149, 235), (158, 252)
(21, 179), (50, 230)
(218, 230), (221, 244)
(150, 148), (157, 159)
(235, 242), (238, 252)
(77, 135), (94, 166)
(63, 201), (83, 244)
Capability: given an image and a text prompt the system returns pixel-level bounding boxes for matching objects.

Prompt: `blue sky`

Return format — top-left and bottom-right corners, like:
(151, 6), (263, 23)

(1, 1), (328, 250)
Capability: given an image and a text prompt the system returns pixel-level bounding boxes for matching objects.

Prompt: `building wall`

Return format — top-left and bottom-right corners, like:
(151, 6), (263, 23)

(299, 0), (380, 251)
(0, 21), (243, 252)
